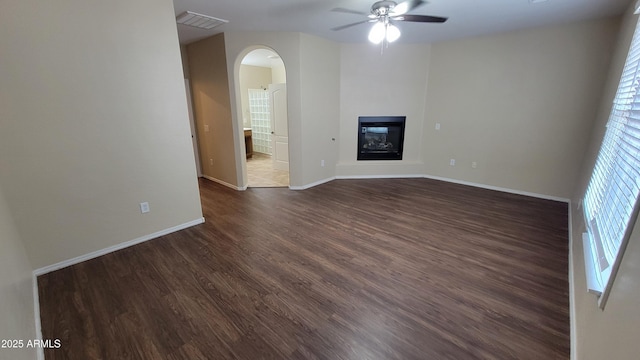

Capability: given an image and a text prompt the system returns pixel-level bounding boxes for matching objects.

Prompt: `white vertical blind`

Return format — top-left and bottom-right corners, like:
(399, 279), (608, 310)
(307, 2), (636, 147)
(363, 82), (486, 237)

(583, 16), (640, 307)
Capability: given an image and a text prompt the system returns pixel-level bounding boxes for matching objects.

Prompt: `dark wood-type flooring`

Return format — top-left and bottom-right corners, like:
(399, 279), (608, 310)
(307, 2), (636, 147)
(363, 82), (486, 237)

(38, 178), (570, 359)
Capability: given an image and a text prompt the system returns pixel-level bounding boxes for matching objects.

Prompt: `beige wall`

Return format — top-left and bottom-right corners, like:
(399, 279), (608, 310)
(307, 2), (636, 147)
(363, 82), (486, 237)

(0, 186), (36, 360)
(299, 34), (341, 184)
(0, 0), (203, 268)
(272, 62), (287, 84)
(187, 34), (239, 187)
(571, 2), (640, 359)
(424, 18), (619, 199)
(222, 20), (617, 195)
(239, 65), (273, 128)
(337, 43), (430, 177)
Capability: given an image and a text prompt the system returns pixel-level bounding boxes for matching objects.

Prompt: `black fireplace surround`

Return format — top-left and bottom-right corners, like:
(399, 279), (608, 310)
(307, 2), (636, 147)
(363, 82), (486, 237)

(357, 116), (406, 161)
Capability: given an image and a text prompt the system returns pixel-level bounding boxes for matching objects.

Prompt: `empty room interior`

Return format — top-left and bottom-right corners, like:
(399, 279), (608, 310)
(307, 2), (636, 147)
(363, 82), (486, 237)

(2, 0), (640, 359)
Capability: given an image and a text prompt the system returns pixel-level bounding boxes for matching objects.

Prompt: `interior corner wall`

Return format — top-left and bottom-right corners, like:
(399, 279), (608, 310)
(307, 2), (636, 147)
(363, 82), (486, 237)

(239, 65), (273, 129)
(0, 185), (36, 360)
(570, 3), (640, 359)
(424, 17), (620, 199)
(0, 0), (203, 268)
(336, 43), (430, 177)
(299, 33), (341, 184)
(187, 33), (239, 186)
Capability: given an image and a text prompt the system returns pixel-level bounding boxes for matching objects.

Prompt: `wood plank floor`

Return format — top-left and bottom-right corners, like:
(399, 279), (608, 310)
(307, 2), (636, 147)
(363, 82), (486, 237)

(38, 178), (570, 359)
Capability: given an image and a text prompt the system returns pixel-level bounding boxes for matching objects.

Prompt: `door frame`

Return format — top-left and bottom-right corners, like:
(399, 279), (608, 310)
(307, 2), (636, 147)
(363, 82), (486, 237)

(184, 79), (202, 177)
(232, 46), (290, 189)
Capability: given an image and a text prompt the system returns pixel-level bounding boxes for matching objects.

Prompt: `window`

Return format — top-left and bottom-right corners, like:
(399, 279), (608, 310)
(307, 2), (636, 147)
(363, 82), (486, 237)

(582, 16), (640, 309)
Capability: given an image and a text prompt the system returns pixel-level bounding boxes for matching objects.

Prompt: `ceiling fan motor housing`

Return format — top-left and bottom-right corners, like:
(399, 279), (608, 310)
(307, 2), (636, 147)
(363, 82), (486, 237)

(371, 1), (398, 16)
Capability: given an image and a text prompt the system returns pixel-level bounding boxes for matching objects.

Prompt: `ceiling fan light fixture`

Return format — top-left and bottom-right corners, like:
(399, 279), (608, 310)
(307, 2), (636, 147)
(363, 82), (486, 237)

(333, 0), (444, 47)
(368, 21), (401, 44)
(368, 22), (386, 44)
(386, 23), (401, 42)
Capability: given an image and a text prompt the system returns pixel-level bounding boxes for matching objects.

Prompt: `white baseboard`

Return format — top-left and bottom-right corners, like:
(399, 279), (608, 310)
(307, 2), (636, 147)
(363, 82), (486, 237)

(423, 174), (570, 203)
(336, 174), (424, 180)
(289, 177), (335, 190)
(33, 217), (205, 276)
(201, 175), (246, 191)
(291, 174), (422, 190)
(289, 174), (569, 204)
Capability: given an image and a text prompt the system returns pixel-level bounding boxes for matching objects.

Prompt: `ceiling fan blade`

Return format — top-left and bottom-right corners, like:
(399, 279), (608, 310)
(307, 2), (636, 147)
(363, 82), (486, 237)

(331, 20), (372, 31)
(390, 0), (426, 16)
(331, 7), (369, 16)
(393, 14), (447, 23)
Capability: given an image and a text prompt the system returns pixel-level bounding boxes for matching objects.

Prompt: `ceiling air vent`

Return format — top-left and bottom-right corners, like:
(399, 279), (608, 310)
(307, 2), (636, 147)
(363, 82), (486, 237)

(176, 11), (228, 30)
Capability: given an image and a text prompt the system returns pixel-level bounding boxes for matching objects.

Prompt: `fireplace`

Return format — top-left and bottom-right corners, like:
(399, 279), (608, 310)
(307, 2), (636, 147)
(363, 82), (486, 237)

(357, 116), (406, 161)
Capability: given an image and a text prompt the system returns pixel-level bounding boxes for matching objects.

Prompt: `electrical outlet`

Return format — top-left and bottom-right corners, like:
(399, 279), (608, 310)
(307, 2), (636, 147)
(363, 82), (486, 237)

(321, 160), (325, 167)
(204, 124), (209, 132)
(435, 123), (441, 130)
(472, 161), (477, 169)
(139, 202), (150, 214)
(450, 159), (455, 166)
(209, 158), (213, 165)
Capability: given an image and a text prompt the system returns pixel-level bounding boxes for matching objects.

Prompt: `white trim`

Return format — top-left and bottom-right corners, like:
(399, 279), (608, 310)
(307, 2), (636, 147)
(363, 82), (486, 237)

(184, 79), (202, 178)
(582, 232), (604, 296)
(201, 175), (246, 191)
(422, 174), (570, 203)
(33, 217), (205, 276)
(289, 177), (336, 190)
(33, 273), (44, 360)
(568, 205), (577, 360)
(336, 174), (425, 180)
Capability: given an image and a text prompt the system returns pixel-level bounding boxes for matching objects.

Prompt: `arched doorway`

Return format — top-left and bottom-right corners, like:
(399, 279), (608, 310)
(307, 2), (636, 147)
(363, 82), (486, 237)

(238, 48), (289, 188)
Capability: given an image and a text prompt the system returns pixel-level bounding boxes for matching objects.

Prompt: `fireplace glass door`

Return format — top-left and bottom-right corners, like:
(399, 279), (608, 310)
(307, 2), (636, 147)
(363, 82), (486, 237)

(357, 116), (405, 160)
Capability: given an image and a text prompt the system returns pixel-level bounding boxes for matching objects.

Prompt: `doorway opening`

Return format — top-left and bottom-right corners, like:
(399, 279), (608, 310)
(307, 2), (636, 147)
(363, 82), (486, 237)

(239, 48), (289, 188)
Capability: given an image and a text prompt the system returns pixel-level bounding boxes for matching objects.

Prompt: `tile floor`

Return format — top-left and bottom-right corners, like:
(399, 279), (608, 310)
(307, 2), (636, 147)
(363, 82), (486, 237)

(246, 152), (289, 187)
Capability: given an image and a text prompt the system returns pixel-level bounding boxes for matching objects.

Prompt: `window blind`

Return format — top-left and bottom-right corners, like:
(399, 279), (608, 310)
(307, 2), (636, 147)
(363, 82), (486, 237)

(582, 16), (640, 308)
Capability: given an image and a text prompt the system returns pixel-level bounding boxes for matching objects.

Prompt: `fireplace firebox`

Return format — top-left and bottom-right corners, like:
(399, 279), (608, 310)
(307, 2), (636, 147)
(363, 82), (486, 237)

(357, 116), (406, 161)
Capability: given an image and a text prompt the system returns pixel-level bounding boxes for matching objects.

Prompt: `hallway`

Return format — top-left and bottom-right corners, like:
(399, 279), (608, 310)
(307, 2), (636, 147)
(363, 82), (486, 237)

(246, 152), (289, 187)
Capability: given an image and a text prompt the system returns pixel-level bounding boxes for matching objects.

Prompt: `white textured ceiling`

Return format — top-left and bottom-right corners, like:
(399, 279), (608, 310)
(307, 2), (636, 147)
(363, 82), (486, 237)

(174, 0), (630, 45)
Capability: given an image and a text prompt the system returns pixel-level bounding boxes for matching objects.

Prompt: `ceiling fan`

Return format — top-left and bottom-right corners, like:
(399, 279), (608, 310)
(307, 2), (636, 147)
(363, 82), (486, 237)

(331, 0), (447, 44)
